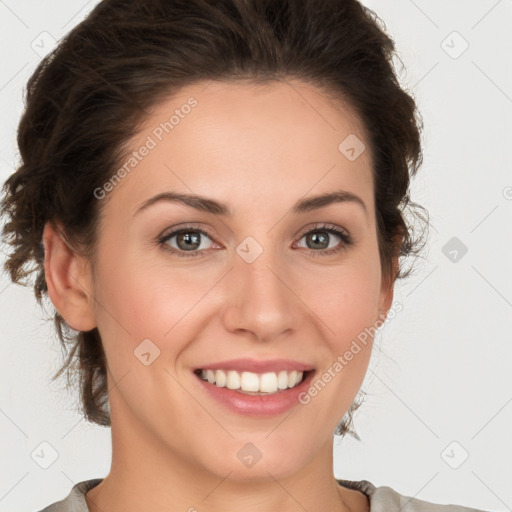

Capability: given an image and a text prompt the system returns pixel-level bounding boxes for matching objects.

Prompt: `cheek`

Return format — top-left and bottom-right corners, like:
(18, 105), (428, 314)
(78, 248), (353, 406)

(91, 247), (218, 363)
(294, 264), (381, 416)
(301, 260), (382, 347)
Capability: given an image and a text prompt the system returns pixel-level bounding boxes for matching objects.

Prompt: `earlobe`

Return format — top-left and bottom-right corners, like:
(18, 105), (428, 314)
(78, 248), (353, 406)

(377, 235), (402, 322)
(42, 221), (97, 332)
(377, 278), (394, 323)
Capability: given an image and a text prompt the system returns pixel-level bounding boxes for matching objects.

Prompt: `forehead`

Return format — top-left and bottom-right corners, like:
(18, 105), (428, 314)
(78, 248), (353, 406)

(108, 79), (374, 219)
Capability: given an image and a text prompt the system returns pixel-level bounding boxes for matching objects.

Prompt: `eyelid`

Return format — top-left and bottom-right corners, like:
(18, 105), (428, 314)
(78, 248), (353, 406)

(159, 222), (350, 241)
(159, 222), (216, 240)
(293, 223), (353, 254)
(158, 224), (218, 249)
(157, 222), (353, 258)
(295, 222), (350, 239)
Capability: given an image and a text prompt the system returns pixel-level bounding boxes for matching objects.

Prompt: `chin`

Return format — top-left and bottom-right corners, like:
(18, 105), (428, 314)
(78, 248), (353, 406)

(199, 435), (311, 483)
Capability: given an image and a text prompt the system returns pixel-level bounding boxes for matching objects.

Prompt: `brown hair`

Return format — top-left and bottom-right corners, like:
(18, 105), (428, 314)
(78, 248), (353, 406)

(1, 0), (428, 438)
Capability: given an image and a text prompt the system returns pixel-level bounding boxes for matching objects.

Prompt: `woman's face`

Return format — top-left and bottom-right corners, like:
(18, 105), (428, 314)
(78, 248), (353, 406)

(88, 79), (394, 480)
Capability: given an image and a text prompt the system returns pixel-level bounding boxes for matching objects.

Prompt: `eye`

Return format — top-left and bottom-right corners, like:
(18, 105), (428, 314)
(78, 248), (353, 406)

(157, 223), (354, 259)
(295, 223), (353, 257)
(158, 227), (216, 258)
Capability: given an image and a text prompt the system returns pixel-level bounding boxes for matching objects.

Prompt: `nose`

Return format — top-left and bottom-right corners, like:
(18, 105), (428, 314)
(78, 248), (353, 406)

(221, 244), (303, 343)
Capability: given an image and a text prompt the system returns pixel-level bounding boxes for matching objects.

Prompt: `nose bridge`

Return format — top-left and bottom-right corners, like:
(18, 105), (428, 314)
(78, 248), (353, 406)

(222, 235), (300, 341)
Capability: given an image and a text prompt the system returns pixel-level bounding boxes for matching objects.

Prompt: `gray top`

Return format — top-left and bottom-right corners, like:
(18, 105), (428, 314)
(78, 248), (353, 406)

(38, 478), (490, 512)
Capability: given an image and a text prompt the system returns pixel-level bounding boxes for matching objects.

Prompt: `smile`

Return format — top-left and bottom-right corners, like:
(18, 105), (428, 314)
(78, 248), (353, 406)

(195, 368), (306, 395)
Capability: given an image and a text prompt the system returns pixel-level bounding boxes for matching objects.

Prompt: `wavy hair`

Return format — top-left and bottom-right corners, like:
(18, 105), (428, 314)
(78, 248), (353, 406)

(1, 0), (428, 438)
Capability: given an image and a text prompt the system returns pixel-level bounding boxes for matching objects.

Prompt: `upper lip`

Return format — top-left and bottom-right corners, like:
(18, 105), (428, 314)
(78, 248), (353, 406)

(195, 358), (314, 373)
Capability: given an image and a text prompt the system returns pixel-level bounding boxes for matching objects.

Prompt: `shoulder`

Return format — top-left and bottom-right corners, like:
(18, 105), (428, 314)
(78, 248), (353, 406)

(35, 477), (493, 512)
(337, 478), (492, 512)
(35, 479), (103, 512)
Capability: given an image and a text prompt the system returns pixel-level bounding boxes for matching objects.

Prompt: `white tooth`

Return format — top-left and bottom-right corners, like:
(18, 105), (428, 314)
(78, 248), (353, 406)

(288, 370), (298, 388)
(260, 372), (278, 393)
(215, 369), (226, 387)
(226, 370), (241, 390)
(277, 370), (289, 390)
(205, 368), (305, 392)
(240, 371), (260, 392)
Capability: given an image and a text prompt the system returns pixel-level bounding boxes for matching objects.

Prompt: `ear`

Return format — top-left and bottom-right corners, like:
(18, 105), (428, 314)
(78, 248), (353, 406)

(42, 221), (97, 332)
(377, 234), (402, 322)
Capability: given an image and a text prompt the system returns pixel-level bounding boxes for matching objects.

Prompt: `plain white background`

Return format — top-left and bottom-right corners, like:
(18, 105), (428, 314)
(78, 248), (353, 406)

(0, 1), (511, 511)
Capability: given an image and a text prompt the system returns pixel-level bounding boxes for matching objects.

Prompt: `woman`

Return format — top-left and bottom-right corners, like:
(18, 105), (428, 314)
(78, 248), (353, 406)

(1, 0), (489, 510)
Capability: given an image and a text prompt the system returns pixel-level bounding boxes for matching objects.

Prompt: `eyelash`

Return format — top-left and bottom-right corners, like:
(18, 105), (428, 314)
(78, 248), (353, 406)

(157, 223), (354, 259)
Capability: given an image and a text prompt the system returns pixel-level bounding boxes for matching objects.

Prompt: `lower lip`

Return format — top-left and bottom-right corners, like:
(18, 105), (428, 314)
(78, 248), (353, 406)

(194, 371), (315, 416)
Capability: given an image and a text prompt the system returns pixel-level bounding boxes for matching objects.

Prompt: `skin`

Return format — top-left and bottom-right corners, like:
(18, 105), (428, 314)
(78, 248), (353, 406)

(43, 79), (399, 512)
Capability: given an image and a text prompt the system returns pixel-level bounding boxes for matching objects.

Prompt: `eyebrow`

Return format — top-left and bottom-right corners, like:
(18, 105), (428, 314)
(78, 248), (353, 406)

(134, 189), (367, 217)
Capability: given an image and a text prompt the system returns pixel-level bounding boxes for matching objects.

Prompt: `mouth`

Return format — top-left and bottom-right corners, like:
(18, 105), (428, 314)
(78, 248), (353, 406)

(192, 358), (316, 415)
(193, 368), (313, 396)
